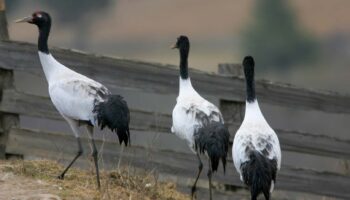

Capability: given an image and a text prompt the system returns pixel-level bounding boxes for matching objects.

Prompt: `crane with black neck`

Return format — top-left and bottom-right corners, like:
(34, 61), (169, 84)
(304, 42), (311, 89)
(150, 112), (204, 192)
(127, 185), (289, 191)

(171, 35), (230, 200)
(232, 56), (281, 200)
(16, 11), (131, 189)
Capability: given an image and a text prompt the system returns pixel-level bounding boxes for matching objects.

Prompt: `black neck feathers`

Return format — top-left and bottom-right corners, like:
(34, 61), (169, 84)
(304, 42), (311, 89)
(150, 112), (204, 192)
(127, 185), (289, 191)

(243, 56), (256, 102)
(179, 46), (189, 79)
(174, 35), (190, 80)
(38, 24), (50, 54)
(29, 12), (52, 54)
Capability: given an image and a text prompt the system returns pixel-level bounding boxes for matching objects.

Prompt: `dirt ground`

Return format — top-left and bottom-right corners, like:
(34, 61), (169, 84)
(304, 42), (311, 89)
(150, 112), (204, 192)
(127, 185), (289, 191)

(0, 160), (190, 200)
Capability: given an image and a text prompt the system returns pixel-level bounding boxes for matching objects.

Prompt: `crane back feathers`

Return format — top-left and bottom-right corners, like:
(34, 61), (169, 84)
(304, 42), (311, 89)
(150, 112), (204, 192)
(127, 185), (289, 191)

(194, 121), (230, 172)
(232, 102), (281, 200)
(67, 79), (110, 102)
(53, 78), (131, 146)
(38, 49), (130, 146)
(93, 95), (130, 146)
(187, 105), (223, 126)
(171, 96), (224, 146)
(241, 151), (277, 199)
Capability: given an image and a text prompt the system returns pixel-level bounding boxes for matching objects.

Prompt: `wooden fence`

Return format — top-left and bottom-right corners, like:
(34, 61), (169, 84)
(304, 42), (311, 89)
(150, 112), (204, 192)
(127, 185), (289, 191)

(0, 40), (349, 199)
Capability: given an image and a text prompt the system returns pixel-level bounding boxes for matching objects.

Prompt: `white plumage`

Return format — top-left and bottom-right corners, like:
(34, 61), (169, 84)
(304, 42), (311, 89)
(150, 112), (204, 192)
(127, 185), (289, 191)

(232, 100), (281, 180)
(39, 52), (109, 127)
(171, 78), (223, 149)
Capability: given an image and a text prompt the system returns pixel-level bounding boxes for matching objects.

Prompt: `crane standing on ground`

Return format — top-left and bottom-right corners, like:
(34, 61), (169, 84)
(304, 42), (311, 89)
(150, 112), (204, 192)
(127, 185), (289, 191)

(16, 11), (131, 189)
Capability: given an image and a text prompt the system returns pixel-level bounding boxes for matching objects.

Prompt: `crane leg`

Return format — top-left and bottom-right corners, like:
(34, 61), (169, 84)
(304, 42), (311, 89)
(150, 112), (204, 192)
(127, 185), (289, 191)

(58, 118), (83, 180)
(86, 125), (101, 189)
(208, 159), (213, 200)
(263, 189), (270, 200)
(191, 152), (203, 200)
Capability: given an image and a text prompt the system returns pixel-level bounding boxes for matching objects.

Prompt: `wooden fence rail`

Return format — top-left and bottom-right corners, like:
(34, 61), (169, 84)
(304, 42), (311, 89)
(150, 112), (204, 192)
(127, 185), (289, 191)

(2, 89), (350, 160)
(0, 41), (349, 114)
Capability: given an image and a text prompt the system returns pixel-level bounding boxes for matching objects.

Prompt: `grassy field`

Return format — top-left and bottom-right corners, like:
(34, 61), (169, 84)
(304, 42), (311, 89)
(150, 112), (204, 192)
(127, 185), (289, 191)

(0, 159), (190, 200)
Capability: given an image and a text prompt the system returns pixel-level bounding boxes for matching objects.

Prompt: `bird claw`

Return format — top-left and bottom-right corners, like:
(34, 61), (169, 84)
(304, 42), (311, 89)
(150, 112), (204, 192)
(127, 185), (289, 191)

(191, 186), (197, 200)
(57, 174), (65, 180)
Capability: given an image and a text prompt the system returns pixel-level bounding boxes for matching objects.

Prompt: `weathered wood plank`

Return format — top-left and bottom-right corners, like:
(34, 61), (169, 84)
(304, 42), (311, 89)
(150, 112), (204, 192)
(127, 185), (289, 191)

(0, 69), (18, 158)
(276, 129), (350, 159)
(6, 127), (350, 199)
(1, 89), (350, 160)
(0, 41), (349, 114)
(0, 89), (171, 132)
(226, 123), (350, 160)
(221, 100), (350, 159)
(158, 174), (343, 200)
(218, 63), (243, 77)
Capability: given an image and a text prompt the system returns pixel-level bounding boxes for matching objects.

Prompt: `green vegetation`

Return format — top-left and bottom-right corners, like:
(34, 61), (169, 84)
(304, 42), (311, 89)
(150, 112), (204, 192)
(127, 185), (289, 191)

(241, 0), (318, 71)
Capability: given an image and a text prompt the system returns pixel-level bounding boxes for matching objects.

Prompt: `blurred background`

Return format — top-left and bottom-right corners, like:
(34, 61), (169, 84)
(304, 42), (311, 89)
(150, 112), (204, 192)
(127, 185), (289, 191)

(6, 0), (350, 94)
(1, 1), (349, 199)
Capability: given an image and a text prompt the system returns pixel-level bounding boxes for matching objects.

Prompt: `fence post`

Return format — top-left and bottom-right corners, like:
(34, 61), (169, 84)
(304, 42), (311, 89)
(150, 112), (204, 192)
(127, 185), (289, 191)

(218, 63), (243, 77)
(0, 71), (19, 159)
(0, 0), (9, 41)
(0, 0), (17, 159)
(217, 64), (245, 136)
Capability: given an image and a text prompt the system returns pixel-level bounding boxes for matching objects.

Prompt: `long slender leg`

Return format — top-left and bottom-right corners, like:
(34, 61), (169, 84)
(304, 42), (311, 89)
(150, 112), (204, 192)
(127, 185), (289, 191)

(191, 152), (203, 200)
(207, 159), (213, 200)
(86, 125), (101, 189)
(263, 190), (270, 200)
(251, 193), (258, 200)
(58, 118), (83, 179)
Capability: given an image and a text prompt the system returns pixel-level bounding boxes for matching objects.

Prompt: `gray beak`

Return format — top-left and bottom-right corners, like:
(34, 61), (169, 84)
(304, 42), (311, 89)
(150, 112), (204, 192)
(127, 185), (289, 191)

(15, 16), (33, 23)
(170, 44), (177, 49)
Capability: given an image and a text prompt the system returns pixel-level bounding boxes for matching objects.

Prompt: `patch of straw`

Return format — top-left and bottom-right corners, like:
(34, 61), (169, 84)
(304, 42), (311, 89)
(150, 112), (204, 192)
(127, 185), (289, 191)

(0, 159), (190, 200)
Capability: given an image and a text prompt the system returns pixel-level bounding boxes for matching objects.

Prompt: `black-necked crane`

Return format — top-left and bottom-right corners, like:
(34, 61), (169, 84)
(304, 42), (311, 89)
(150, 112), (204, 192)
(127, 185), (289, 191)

(171, 35), (230, 200)
(232, 56), (281, 200)
(15, 11), (130, 189)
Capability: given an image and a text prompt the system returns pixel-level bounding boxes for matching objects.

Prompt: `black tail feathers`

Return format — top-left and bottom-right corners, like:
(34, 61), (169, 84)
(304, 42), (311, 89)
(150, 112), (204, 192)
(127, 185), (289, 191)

(194, 121), (230, 172)
(241, 151), (277, 200)
(94, 94), (130, 146)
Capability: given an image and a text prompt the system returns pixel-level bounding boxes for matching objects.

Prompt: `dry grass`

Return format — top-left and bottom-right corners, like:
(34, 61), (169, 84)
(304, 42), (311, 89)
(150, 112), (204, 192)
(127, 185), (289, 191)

(0, 159), (190, 200)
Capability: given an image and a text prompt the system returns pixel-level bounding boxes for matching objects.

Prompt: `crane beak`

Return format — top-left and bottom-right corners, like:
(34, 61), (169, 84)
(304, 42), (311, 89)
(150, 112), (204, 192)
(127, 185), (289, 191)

(15, 16), (33, 23)
(170, 44), (178, 49)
